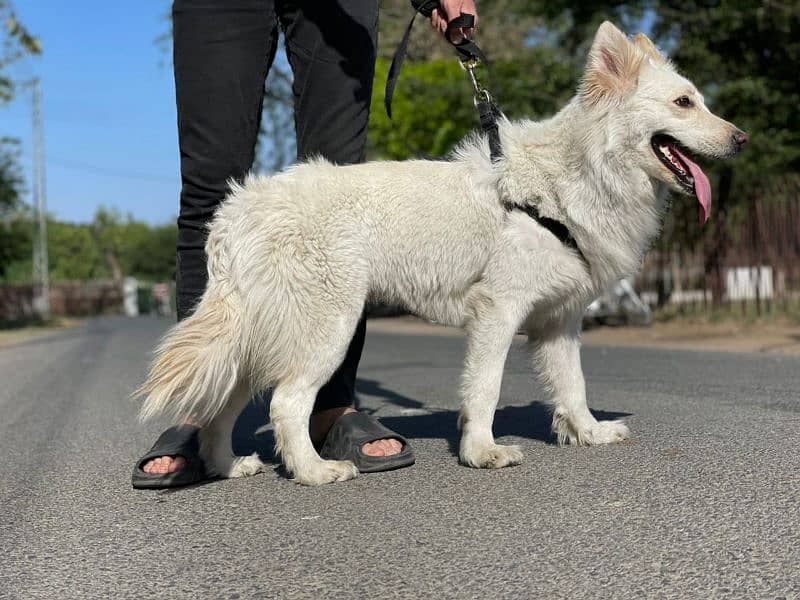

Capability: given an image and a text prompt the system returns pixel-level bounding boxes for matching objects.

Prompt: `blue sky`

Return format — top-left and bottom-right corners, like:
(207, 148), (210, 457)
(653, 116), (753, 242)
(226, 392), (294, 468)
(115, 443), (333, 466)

(5, 1), (185, 225)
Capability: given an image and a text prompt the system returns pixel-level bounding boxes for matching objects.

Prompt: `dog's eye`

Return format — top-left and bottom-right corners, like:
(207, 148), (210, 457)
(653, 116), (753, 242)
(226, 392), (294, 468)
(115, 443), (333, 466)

(674, 95), (693, 108)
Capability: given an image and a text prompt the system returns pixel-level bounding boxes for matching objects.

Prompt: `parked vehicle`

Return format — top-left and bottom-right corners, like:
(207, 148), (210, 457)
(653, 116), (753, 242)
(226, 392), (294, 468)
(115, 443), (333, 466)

(584, 278), (652, 327)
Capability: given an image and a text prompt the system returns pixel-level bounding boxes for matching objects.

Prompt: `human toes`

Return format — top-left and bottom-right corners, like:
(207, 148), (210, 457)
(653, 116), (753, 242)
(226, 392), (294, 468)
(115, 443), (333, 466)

(165, 456), (186, 473)
(361, 441), (384, 457)
(142, 456), (186, 474)
(385, 438), (402, 455)
(361, 439), (402, 457)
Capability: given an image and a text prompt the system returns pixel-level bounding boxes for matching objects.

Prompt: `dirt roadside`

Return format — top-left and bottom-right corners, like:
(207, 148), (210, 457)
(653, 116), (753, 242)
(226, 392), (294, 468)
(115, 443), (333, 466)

(2, 315), (796, 356)
(366, 315), (800, 355)
(0, 319), (82, 348)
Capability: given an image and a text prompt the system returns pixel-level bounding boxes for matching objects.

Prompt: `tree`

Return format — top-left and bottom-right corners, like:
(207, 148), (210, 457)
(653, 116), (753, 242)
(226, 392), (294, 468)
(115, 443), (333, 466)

(649, 1), (800, 305)
(47, 220), (107, 281)
(117, 220), (177, 282)
(28, 212), (178, 284)
(1, 4), (40, 279)
(0, 5), (41, 102)
(369, 1), (647, 160)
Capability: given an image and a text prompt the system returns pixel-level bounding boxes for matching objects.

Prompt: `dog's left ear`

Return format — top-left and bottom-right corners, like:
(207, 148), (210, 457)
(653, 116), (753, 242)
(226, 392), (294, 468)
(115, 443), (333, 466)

(581, 21), (644, 104)
(633, 33), (670, 67)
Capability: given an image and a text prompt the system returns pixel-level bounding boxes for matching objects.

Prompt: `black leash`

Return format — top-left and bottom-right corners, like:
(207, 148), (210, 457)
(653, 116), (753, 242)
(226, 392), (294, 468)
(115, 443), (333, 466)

(387, 1), (586, 265)
(386, 0), (488, 119)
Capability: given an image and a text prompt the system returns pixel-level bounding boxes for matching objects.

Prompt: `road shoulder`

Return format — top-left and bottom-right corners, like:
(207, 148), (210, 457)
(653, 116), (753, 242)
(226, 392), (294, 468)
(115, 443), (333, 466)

(367, 315), (800, 355)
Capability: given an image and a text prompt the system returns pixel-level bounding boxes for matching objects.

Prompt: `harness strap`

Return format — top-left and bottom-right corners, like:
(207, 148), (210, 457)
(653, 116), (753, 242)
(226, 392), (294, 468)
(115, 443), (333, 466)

(506, 201), (587, 263)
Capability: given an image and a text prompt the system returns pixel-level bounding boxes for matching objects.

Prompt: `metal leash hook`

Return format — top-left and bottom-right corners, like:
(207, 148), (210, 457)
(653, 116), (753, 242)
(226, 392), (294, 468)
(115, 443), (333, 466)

(460, 58), (492, 106)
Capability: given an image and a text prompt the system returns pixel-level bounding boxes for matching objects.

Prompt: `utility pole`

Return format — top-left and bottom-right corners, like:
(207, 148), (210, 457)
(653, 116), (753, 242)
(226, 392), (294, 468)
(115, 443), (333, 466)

(26, 78), (49, 319)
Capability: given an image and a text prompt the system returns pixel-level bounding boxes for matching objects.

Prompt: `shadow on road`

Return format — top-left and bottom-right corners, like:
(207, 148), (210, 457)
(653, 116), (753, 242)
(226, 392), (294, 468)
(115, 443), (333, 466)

(230, 378), (632, 463)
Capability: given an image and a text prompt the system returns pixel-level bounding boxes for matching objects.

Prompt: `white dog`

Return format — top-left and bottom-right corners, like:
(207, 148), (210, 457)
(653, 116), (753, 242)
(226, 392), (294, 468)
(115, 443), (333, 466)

(136, 22), (747, 485)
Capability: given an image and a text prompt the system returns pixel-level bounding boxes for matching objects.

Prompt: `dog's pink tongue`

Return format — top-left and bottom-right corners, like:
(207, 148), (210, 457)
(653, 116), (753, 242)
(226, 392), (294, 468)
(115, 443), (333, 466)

(673, 146), (711, 225)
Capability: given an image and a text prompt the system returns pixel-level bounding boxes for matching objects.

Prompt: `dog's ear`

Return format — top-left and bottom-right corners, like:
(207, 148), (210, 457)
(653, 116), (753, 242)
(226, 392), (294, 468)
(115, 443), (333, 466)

(633, 33), (670, 67)
(581, 21), (644, 104)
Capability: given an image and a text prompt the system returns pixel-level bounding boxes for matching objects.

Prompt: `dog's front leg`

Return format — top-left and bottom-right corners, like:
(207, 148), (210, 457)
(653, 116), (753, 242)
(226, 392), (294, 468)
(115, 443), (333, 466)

(530, 317), (629, 445)
(458, 309), (524, 469)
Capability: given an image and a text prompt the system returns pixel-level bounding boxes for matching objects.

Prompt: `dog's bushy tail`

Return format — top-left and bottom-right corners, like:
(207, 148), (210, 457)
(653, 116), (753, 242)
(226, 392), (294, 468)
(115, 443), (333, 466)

(135, 292), (243, 426)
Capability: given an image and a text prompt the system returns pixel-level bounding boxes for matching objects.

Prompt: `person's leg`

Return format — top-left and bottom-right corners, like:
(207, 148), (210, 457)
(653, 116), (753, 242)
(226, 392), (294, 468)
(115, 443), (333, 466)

(174, 0), (279, 320)
(279, 0), (400, 457)
(144, 0), (279, 475)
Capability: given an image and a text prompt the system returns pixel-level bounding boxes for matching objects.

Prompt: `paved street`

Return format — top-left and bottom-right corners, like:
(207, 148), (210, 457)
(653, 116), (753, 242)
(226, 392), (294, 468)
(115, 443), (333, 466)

(1, 316), (798, 599)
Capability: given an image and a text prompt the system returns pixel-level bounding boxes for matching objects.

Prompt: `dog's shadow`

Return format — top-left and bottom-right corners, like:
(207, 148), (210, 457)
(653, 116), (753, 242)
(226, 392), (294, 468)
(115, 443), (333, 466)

(232, 377), (631, 461)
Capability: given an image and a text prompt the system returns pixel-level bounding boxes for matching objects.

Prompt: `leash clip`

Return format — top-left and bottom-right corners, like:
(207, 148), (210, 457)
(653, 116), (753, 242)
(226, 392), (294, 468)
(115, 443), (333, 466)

(460, 58), (492, 106)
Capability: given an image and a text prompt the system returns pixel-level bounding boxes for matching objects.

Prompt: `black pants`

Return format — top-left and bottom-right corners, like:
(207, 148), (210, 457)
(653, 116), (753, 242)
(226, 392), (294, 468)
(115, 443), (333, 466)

(172, 0), (378, 411)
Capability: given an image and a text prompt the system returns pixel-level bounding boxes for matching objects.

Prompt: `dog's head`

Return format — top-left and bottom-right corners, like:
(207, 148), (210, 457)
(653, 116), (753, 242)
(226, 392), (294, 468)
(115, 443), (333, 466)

(579, 21), (748, 224)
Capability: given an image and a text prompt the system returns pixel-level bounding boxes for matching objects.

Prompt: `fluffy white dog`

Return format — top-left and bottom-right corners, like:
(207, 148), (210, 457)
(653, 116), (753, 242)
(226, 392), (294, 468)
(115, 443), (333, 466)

(137, 22), (747, 485)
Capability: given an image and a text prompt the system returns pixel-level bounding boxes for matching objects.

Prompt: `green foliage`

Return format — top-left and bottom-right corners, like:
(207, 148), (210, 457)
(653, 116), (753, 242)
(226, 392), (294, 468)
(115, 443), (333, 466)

(1, 2), (42, 103)
(0, 139), (30, 277)
(1, 4), (40, 277)
(367, 49), (577, 161)
(117, 220), (177, 282)
(369, 58), (474, 159)
(48, 220), (106, 281)
(651, 1), (800, 199)
(0, 137), (21, 209)
(642, 0), (800, 290)
(369, 2), (642, 161)
(1, 208), (178, 284)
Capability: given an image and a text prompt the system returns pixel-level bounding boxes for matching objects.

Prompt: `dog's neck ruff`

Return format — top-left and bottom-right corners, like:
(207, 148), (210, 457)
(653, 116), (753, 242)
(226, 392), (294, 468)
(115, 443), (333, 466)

(483, 105), (588, 266)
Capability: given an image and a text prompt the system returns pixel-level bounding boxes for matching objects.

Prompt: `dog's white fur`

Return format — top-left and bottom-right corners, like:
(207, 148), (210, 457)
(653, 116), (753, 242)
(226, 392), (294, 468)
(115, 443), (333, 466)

(136, 22), (744, 485)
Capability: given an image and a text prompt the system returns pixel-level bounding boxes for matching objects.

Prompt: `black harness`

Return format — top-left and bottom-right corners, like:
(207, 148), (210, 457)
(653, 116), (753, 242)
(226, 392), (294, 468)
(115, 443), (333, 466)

(386, 1), (587, 265)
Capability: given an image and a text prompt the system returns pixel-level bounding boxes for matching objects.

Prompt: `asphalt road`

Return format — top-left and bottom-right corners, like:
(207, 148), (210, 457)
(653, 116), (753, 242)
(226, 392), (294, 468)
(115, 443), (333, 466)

(1, 317), (798, 599)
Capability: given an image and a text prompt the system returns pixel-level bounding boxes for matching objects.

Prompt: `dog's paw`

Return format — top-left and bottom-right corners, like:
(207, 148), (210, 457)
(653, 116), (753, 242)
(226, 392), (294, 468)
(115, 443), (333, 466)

(587, 419), (630, 445)
(206, 452), (266, 478)
(554, 415), (630, 446)
(292, 459), (358, 486)
(228, 453), (267, 478)
(460, 443), (524, 469)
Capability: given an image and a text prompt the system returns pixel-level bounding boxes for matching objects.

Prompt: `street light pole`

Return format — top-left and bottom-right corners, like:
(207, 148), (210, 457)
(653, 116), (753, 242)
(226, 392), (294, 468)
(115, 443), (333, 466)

(27, 78), (49, 319)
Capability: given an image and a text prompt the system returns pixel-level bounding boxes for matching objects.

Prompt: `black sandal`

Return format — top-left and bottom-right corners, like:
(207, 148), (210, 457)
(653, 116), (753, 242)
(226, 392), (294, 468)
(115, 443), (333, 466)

(319, 412), (415, 473)
(131, 425), (209, 489)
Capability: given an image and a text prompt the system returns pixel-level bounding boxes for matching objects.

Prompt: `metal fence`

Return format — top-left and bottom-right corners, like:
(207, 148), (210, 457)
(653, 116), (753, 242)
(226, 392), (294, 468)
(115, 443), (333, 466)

(637, 193), (800, 315)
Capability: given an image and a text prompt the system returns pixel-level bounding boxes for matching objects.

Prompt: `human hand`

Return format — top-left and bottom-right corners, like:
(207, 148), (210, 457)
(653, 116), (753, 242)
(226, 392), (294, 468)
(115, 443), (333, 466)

(429, 0), (478, 45)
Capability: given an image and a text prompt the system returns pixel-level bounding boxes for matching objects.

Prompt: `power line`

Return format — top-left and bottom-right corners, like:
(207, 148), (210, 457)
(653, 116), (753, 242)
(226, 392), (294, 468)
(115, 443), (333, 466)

(16, 149), (179, 184)
(46, 157), (178, 184)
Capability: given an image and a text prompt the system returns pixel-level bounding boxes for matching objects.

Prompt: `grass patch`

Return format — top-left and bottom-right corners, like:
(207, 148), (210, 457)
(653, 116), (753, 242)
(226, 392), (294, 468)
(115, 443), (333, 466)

(0, 316), (66, 331)
(0, 316), (81, 347)
(652, 300), (800, 328)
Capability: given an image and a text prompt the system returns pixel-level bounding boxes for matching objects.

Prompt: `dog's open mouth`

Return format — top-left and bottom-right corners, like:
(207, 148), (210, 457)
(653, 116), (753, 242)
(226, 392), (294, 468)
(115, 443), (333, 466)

(651, 134), (712, 225)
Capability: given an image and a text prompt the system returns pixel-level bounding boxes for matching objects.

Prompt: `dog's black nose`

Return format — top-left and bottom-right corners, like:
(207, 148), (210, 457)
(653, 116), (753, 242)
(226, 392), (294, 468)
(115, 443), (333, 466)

(732, 130), (749, 146)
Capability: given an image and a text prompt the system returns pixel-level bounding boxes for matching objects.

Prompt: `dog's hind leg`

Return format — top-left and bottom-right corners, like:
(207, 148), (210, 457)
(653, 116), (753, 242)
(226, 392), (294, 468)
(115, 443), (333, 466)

(199, 383), (267, 478)
(267, 308), (363, 485)
(458, 307), (524, 469)
(270, 377), (358, 486)
(530, 316), (630, 446)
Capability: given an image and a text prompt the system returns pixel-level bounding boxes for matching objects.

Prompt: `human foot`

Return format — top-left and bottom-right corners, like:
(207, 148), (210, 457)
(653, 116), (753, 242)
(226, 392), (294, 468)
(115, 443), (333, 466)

(139, 409), (403, 479)
(142, 455), (186, 474)
(132, 425), (208, 489)
(310, 407), (403, 457)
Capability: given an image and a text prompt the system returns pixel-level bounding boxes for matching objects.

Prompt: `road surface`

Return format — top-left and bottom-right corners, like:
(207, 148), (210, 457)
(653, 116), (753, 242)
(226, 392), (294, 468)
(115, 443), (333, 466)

(1, 317), (798, 599)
